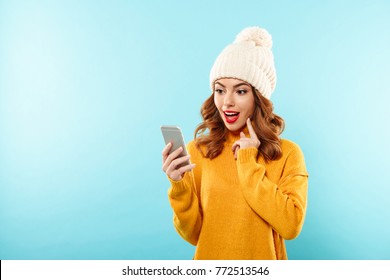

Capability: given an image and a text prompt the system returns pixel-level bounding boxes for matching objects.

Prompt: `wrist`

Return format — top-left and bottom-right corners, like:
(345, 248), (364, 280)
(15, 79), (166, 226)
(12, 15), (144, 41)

(237, 147), (258, 163)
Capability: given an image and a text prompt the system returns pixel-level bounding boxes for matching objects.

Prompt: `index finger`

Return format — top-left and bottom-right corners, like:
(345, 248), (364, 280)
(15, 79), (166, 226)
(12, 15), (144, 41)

(162, 142), (172, 162)
(246, 118), (257, 140)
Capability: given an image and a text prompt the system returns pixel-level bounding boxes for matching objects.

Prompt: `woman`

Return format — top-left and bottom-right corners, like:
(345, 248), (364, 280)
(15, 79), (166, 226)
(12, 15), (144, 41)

(162, 26), (308, 260)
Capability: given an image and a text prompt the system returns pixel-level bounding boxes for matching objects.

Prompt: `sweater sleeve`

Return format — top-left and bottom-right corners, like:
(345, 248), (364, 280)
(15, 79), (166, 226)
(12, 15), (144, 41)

(167, 142), (202, 246)
(236, 144), (308, 240)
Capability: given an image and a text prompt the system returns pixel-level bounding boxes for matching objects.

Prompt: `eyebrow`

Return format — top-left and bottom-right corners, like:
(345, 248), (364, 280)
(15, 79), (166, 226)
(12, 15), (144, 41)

(215, 81), (251, 88)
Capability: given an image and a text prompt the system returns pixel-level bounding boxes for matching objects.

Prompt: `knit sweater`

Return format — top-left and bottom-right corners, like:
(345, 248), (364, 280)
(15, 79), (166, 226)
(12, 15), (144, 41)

(167, 132), (308, 260)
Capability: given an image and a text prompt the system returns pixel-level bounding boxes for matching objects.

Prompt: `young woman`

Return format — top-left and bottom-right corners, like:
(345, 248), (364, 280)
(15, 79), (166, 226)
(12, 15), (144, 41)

(162, 26), (308, 260)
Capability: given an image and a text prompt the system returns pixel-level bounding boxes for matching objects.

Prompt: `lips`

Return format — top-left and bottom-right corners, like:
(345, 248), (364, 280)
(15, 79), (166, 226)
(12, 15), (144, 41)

(224, 110), (240, 124)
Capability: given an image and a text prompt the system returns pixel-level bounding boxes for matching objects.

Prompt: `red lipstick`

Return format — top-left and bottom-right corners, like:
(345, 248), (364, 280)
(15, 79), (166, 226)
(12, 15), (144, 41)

(224, 110), (240, 124)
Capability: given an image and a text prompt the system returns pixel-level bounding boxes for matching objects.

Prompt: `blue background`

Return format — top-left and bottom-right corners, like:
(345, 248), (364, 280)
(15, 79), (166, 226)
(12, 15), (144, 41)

(1, 0), (390, 259)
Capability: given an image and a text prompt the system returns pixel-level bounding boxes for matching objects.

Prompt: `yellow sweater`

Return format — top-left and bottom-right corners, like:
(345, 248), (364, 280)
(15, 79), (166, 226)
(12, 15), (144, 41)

(168, 132), (308, 260)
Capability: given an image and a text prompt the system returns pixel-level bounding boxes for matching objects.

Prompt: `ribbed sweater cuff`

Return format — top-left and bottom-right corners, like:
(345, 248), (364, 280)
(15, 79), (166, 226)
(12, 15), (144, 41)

(168, 176), (189, 197)
(237, 147), (258, 164)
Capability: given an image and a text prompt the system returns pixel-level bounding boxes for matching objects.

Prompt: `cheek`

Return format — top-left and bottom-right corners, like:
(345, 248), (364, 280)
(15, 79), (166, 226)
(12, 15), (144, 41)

(248, 97), (256, 116)
(238, 98), (255, 115)
(249, 103), (255, 117)
(214, 95), (222, 109)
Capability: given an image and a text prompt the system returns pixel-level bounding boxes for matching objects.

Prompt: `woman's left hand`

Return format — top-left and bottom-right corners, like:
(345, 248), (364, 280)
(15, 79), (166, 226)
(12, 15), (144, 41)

(232, 118), (261, 159)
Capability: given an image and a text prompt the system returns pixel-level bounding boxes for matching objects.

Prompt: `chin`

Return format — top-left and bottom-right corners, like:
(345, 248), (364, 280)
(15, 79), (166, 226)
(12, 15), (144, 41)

(224, 122), (245, 133)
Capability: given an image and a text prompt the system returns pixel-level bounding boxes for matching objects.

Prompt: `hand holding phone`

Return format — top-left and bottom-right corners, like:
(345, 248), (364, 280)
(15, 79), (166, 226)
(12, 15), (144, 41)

(161, 126), (195, 181)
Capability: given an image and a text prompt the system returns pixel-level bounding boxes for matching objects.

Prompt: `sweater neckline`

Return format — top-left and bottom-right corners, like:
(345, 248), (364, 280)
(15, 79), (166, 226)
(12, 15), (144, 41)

(225, 127), (250, 144)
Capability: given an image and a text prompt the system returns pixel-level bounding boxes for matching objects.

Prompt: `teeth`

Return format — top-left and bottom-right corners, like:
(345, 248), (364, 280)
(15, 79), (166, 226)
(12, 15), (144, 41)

(225, 112), (239, 116)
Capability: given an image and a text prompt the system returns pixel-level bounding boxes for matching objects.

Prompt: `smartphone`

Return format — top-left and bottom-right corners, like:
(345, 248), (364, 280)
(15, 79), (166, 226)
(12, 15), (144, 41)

(161, 125), (190, 167)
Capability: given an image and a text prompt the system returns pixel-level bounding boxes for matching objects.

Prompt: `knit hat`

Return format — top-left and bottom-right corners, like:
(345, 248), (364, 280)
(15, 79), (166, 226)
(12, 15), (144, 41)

(209, 26), (276, 99)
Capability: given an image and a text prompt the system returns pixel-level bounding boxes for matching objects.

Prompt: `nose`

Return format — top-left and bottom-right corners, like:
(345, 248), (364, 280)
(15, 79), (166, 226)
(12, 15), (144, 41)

(223, 92), (235, 107)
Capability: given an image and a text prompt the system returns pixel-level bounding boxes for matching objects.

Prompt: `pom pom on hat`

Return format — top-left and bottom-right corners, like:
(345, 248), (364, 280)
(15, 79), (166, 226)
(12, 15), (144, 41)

(234, 26), (273, 49)
(210, 26), (277, 99)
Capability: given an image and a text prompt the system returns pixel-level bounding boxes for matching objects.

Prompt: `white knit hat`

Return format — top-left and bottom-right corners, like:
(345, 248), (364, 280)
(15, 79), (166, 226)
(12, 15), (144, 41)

(209, 26), (276, 99)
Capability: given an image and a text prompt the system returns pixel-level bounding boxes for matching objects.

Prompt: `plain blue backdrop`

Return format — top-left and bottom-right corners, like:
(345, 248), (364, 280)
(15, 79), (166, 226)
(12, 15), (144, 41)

(1, 0), (390, 259)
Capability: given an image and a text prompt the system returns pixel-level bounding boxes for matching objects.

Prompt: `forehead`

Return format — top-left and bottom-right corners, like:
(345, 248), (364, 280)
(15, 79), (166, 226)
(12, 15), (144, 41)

(215, 78), (251, 87)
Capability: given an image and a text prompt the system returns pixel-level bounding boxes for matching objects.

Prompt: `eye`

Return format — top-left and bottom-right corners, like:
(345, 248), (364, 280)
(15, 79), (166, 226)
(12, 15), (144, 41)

(237, 89), (248, 95)
(215, 88), (224, 94)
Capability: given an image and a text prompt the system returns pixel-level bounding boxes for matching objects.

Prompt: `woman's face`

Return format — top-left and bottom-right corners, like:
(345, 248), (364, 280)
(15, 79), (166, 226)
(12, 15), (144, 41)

(214, 78), (255, 133)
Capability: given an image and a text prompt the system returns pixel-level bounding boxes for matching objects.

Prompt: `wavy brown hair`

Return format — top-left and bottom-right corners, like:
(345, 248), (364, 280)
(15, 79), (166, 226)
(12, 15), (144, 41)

(194, 87), (285, 161)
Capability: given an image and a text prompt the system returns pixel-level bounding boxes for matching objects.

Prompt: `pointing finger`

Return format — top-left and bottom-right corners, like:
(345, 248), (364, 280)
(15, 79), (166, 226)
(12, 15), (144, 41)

(247, 118), (257, 140)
